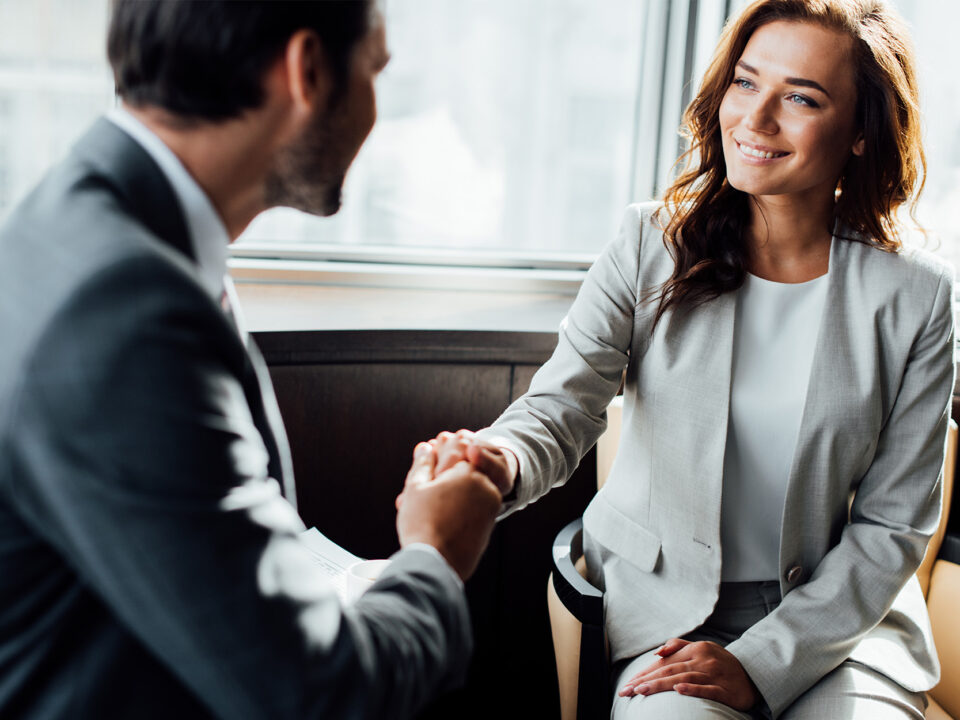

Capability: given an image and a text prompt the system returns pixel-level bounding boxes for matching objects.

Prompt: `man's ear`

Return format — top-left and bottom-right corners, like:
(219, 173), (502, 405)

(283, 29), (333, 117)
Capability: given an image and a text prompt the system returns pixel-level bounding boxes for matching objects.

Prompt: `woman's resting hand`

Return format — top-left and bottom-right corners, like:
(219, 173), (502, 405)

(618, 638), (759, 711)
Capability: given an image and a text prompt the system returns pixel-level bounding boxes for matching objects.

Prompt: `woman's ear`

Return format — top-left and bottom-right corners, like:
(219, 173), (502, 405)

(283, 29), (332, 117)
(852, 132), (865, 157)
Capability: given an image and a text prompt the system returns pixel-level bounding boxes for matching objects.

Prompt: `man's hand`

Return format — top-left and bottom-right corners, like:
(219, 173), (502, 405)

(617, 639), (758, 711)
(395, 443), (501, 581)
(431, 430), (517, 497)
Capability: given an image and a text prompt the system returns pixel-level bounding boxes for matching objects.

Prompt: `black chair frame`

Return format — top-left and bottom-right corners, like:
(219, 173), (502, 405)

(551, 518), (611, 720)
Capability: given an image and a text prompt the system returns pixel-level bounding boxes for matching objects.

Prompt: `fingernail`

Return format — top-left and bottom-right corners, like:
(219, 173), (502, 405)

(654, 644), (666, 655)
(634, 684), (650, 696)
(414, 443), (431, 458)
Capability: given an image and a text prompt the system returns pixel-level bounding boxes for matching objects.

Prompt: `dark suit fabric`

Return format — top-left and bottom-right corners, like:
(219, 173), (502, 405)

(0, 119), (471, 719)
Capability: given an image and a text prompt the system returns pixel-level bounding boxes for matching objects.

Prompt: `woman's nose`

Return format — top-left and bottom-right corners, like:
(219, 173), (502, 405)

(744, 95), (779, 134)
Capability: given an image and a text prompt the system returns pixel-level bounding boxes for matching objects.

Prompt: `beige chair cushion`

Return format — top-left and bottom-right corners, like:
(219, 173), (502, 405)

(928, 557), (960, 718)
(596, 396), (623, 490)
(547, 572), (582, 720)
(927, 695), (953, 720)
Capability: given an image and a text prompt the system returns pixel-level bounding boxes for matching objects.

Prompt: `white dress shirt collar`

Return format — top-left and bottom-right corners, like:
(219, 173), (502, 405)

(107, 107), (231, 301)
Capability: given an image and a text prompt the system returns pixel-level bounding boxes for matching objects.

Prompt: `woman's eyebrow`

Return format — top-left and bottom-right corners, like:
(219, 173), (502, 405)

(736, 60), (832, 98)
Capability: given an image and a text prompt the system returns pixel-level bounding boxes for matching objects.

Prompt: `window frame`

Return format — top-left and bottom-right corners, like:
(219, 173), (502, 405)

(227, 0), (726, 292)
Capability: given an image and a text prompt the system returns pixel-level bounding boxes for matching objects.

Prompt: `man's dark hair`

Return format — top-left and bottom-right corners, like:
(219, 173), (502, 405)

(107, 0), (374, 122)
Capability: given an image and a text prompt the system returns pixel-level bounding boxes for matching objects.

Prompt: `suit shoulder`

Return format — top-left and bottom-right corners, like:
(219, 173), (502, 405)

(896, 243), (955, 286)
(620, 202), (667, 237)
(851, 237), (954, 285)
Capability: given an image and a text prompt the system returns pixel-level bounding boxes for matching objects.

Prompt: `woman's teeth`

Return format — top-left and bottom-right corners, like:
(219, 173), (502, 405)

(739, 143), (787, 159)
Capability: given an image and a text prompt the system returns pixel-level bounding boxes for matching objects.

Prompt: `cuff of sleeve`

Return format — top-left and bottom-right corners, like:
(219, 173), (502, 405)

(724, 635), (786, 719)
(399, 543), (464, 592)
(472, 431), (532, 518)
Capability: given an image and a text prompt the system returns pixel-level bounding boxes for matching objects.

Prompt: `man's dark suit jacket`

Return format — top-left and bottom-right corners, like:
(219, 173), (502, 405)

(0, 119), (471, 719)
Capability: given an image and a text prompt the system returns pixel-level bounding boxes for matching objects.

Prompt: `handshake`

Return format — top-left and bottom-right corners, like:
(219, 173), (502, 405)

(395, 431), (519, 581)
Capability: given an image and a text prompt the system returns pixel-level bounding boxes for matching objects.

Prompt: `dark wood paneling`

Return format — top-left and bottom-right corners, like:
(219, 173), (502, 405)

(511, 363), (542, 401)
(269, 362), (513, 558)
(260, 329), (593, 720)
(258, 329), (560, 366)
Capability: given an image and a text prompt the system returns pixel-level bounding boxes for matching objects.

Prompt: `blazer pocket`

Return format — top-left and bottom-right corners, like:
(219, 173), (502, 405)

(584, 493), (661, 572)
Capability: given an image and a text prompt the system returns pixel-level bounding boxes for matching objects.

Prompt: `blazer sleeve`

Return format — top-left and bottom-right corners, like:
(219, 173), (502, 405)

(725, 262), (956, 718)
(476, 204), (645, 515)
(7, 253), (471, 720)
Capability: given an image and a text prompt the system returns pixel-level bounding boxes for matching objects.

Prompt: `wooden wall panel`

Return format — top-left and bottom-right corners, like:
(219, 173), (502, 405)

(269, 362), (512, 559)
(511, 363), (541, 401)
(260, 330), (595, 720)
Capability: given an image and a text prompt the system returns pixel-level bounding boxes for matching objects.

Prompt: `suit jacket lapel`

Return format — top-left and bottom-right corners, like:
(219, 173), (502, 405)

(73, 117), (296, 503)
(244, 340), (297, 510)
(652, 288), (736, 548)
(695, 291), (737, 537)
(72, 118), (194, 262)
(779, 238), (852, 577)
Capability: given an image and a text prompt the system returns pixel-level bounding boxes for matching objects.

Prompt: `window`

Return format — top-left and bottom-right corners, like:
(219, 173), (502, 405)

(890, 0), (960, 271)
(1, 0), (958, 276)
(237, 0), (647, 259)
(0, 0), (113, 215)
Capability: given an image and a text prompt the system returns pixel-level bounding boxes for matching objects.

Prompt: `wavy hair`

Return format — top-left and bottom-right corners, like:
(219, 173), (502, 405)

(652, 0), (924, 325)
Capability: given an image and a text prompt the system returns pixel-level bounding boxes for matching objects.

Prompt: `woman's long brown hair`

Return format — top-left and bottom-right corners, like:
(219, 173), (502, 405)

(652, 0), (925, 326)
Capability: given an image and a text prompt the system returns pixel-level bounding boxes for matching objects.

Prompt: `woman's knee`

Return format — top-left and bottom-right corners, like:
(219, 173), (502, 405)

(780, 662), (925, 720)
(612, 689), (752, 719)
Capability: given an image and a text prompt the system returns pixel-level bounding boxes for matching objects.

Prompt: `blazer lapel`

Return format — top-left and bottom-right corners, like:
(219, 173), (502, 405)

(72, 118), (194, 262)
(778, 238), (861, 583)
(651, 288), (736, 550)
(73, 117), (296, 504)
(692, 291), (737, 539)
(244, 340), (297, 510)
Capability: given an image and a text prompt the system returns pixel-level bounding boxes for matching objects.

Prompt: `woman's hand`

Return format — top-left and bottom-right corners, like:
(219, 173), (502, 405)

(431, 430), (517, 497)
(618, 639), (758, 711)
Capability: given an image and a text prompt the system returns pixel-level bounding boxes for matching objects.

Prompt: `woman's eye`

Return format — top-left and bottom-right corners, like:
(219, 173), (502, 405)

(733, 77), (754, 90)
(787, 93), (818, 108)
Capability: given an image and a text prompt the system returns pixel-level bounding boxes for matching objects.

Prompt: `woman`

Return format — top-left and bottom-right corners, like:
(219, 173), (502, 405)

(424, 1), (953, 717)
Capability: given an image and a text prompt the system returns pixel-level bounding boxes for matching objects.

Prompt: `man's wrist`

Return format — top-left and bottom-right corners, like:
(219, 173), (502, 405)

(401, 543), (464, 590)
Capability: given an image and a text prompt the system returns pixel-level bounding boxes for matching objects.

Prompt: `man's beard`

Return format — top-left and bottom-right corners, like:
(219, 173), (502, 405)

(263, 102), (352, 217)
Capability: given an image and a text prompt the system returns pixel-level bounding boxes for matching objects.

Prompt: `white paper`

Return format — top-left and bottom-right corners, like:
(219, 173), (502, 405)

(300, 527), (364, 601)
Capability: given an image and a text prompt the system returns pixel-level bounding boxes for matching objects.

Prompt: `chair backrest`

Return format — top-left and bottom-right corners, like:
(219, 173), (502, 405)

(918, 419), (958, 598)
(596, 396), (623, 490)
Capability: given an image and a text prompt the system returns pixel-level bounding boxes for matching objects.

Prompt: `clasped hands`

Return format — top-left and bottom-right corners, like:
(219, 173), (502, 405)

(396, 434), (757, 712)
(395, 430), (517, 582)
(618, 638), (758, 710)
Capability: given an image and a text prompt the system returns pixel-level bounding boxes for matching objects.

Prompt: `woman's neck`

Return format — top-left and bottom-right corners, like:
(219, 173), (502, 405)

(746, 195), (834, 283)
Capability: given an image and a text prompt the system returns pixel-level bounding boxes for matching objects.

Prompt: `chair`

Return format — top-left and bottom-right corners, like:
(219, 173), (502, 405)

(547, 398), (960, 720)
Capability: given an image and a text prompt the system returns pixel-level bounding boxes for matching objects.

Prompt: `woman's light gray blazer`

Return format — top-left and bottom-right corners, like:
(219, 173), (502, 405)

(477, 203), (956, 717)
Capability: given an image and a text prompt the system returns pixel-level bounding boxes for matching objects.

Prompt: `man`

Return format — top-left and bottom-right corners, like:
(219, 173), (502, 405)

(0, 1), (505, 718)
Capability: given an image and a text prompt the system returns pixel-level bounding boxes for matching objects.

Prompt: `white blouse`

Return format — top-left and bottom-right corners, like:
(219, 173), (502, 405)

(720, 270), (829, 582)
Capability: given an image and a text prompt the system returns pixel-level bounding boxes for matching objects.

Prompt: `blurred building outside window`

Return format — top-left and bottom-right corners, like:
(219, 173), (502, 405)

(0, 0), (957, 273)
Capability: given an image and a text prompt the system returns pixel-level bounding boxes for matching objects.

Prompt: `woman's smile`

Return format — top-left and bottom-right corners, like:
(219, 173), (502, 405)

(735, 139), (790, 162)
